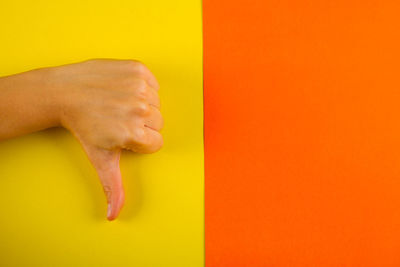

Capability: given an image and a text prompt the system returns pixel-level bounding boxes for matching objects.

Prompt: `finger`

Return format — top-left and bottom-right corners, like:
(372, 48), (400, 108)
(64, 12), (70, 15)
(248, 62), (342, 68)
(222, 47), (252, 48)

(144, 106), (163, 131)
(130, 60), (160, 90)
(124, 127), (163, 154)
(141, 66), (160, 91)
(139, 127), (163, 153)
(81, 144), (125, 221)
(146, 86), (161, 109)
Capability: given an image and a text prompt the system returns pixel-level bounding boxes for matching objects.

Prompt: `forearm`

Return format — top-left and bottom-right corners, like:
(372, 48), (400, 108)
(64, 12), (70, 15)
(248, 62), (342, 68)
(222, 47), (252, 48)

(0, 68), (61, 141)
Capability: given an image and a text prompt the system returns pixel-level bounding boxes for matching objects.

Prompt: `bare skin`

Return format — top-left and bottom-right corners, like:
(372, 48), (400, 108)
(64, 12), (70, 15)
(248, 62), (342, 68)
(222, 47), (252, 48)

(0, 59), (163, 220)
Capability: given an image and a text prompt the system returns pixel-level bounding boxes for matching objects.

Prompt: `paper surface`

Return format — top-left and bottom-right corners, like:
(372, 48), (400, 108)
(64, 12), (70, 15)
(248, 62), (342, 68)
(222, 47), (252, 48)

(204, 0), (400, 266)
(0, 1), (203, 266)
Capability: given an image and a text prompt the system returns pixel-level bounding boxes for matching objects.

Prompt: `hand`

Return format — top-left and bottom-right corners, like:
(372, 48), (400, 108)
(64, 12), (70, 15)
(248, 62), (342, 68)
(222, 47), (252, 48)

(50, 59), (163, 220)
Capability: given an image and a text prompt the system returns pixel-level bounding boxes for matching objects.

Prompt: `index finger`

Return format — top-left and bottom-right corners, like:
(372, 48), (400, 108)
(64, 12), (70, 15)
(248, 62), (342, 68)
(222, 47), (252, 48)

(130, 60), (160, 90)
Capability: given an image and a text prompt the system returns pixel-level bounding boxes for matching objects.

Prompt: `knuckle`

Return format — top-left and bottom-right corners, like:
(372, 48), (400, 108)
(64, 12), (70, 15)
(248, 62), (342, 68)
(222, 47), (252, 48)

(135, 101), (150, 115)
(134, 78), (147, 90)
(123, 79), (148, 98)
(126, 60), (146, 74)
(132, 127), (147, 144)
(135, 82), (148, 99)
(133, 61), (146, 74)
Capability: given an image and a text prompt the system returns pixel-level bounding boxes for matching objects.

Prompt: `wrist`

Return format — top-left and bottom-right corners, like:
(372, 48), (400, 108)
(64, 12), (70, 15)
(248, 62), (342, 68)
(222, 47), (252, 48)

(29, 67), (64, 128)
(35, 66), (72, 129)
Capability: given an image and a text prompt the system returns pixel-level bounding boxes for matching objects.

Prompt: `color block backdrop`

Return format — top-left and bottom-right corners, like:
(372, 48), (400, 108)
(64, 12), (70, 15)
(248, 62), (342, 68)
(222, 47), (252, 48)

(0, 1), (203, 266)
(204, 0), (400, 266)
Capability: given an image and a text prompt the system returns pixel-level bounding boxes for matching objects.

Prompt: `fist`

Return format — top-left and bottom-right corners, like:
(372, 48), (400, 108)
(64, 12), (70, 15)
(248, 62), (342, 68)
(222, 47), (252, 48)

(50, 59), (163, 220)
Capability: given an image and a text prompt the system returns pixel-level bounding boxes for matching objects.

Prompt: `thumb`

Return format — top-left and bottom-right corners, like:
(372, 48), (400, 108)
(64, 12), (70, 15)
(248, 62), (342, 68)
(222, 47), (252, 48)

(82, 145), (125, 221)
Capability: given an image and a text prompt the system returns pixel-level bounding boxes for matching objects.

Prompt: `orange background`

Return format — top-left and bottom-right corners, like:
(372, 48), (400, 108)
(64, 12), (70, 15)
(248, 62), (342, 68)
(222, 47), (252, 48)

(204, 0), (400, 266)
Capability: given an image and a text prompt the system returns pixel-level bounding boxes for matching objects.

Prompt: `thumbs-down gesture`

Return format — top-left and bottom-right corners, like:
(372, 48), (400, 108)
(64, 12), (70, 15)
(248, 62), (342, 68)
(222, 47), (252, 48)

(0, 59), (163, 220)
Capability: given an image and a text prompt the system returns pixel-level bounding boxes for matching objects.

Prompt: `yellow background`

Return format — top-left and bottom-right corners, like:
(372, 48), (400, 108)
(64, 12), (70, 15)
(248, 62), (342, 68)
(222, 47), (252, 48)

(0, 1), (203, 266)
